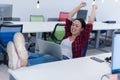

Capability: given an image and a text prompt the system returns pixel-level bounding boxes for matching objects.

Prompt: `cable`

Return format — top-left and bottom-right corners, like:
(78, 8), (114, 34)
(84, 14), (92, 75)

(105, 56), (112, 64)
(101, 57), (112, 80)
(101, 73), (110, 80)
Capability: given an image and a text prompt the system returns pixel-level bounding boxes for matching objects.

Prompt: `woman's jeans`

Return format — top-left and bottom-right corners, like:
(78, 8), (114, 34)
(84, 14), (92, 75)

(28, 52), (60, 66)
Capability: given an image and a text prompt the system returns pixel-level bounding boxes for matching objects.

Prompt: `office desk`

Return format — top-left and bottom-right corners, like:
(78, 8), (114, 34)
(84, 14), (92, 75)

(93, 22), (120, 30)
(13, 22), (120, 33)
(13, 22), (120, 49)
(13, 22), (64, 33)
(9, 53), (111, 80)
(93, 22), (120, 48)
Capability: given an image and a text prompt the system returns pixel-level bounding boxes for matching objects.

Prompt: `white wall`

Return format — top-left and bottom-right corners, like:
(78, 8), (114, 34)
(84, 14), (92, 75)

(0, 0), (120, 22)
(96, 0), (120, 22)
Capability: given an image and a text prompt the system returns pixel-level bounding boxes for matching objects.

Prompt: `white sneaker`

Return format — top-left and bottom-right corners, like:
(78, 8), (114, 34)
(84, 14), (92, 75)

(7, 41), (21, 70)
(14, 32), (28, 61)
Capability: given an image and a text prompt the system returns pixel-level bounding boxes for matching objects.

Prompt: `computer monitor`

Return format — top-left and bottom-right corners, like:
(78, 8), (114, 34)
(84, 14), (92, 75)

(76, 10), (88, 21)
(111, 31), (120, 74)
(0, 4), (13, 23)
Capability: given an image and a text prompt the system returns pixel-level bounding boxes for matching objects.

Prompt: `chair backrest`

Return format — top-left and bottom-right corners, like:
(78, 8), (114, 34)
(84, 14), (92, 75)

(59, 12), (69, 22)
(51, 23), (66, 44)
(81, 42), (88, 57)
(0, 24), (23, 52)
(29, 15), (45, 37)
(30, 15), (45, 22)
(76, 9), (88, 21)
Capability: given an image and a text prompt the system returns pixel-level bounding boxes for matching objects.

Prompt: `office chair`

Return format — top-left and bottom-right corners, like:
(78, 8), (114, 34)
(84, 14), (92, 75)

(49, 12), (68, 42)
(76, 9), (88, 21)
(59, 12), (69, 22)
(28, 15), (47, 52)
(30, 15), (45, 22)
(51, 23), (66, 44)
(30, 15), (50, 40)
(46, 12), (68, 42)
(0, 24), (23, 64)
(29, 15), (45, 37)
(81, 41), (88, 57)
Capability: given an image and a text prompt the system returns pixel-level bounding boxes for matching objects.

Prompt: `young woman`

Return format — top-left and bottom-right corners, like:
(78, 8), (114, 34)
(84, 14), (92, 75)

(7, 2), (97, 70)
(61, 2), (97, 58)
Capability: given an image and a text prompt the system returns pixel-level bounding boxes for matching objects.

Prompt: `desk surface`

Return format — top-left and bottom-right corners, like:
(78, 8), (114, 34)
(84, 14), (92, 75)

(93, 22), (120, 30)
(13, 22), (65, 33)
(13, 22), (120, 33)
(9, 53), (111, 80)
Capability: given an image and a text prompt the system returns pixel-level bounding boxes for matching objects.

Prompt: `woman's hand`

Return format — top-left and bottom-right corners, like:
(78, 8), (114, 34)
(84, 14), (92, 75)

(87, 4), (98, 24)
(67, 2), (87, 20)
(92, 4), (98, 10)
(80, 2), (87, 8)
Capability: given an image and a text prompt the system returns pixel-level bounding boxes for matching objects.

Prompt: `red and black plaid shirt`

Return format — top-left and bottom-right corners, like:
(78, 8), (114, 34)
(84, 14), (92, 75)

(62, 19), (93, 58)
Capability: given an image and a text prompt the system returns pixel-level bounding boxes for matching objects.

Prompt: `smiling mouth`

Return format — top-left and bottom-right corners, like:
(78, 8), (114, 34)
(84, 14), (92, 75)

(72, 28), (76, 32)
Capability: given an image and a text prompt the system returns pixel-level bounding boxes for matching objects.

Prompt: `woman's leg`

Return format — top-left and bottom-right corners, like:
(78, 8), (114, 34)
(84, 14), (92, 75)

(7, 41), (21, 70)
(13, 32), (60, 67)
(28, 52), (45, 59)
(28, 54), (60, 66)
(14, 32), (28, 66)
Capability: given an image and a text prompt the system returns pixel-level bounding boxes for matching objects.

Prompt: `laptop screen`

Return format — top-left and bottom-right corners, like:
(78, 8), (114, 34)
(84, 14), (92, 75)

(37, 39), (62, 60)
(112, 31), (120, 74)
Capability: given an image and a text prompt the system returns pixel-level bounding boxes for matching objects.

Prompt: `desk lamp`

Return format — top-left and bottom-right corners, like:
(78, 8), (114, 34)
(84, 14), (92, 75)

(92, 0), (95, 5)
(36, 0), (40, 8)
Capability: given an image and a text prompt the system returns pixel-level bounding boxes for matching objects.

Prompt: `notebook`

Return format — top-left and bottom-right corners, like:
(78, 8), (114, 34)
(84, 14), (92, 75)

(37, 39), (62, 60)
(111, 31), (120, 79)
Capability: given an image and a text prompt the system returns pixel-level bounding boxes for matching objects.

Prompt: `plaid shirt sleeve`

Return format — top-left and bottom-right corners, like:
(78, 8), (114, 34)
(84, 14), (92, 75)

(81, 23), (93, 43)
(62, 19), (72, 39)
(72, 23), (93, 58)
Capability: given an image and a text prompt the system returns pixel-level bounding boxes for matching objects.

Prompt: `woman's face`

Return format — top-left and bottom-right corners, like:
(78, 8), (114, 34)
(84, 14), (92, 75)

(71, 20), (84, 36)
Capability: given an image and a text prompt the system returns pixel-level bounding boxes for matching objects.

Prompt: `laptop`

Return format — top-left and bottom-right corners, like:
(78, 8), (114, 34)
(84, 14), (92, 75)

(37, 39), (62, 60)
(76, 10), (88, 21)
(111, 31), (120, 79)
